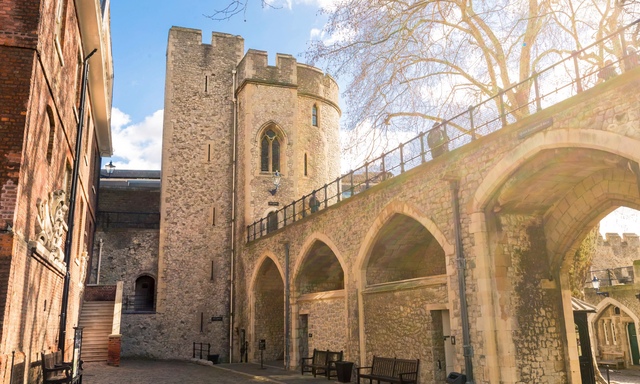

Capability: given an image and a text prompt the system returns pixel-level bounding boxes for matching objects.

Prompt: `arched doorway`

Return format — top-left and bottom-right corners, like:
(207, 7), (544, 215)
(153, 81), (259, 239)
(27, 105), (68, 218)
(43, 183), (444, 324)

(252, 257), (285, 362)
(471, 129), (640, 383)
(294, 240), (345, 362)
(134, 275), (155, 312)
(361, 213), (448, 383)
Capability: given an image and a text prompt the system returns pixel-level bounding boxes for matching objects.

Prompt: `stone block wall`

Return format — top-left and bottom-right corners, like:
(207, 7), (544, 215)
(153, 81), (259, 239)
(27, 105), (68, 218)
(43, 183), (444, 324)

(155, 27), (243, 360)
(592, 233), (640, 271)
(297, 297), (346, 354)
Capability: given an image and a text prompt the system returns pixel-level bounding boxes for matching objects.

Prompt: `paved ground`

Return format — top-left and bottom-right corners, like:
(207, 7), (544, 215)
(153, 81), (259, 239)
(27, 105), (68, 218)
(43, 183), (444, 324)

(82, 359), (347, 384)
(604, 366), (640, 384)
(82, 358), (640, 384)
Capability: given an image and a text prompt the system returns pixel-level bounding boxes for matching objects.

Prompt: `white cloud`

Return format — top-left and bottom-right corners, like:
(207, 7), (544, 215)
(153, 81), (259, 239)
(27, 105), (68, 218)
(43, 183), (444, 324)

(109, 108), (163, 170)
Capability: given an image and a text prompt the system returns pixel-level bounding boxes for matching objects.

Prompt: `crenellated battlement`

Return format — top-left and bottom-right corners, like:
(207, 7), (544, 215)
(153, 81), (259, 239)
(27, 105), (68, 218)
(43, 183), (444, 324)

(599, 232), (640, 247)
(235, 50), (339, 107)
(168, 27), (244, 64)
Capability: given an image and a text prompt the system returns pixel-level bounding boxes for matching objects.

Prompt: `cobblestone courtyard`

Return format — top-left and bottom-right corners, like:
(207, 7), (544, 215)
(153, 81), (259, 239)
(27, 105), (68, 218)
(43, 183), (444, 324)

(83, 359), (342, 384)
(81, 358), (640, 384)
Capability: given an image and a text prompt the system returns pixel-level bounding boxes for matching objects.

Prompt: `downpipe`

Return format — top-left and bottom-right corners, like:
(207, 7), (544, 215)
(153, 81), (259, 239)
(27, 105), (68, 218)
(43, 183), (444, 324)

(229, 69), (238, 363)
(449, 179), (475, 384)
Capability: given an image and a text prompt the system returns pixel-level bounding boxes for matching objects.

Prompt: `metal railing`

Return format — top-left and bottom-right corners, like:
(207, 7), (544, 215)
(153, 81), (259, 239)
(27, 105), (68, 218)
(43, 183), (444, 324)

(122, 294), (156, 312)
(97, 211), (160, 229)
(588, 266), (635, 287)
(247, 19), (640, 242)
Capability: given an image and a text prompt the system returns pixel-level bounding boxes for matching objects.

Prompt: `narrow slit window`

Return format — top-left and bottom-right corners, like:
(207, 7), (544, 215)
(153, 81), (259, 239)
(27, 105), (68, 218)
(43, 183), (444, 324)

(312, 105), (318, 126)
(205, 75), (208, 92)
(304, 153), (308, 176)
(211, 206), (216, 226)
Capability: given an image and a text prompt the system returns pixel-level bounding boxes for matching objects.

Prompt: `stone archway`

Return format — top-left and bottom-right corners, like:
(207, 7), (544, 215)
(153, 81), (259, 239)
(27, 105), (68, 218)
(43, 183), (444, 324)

(251, 256), (285, 362)
(359, 212), (449, 383)
(293, 238), (346, 361)
(470, 129), (640, 384)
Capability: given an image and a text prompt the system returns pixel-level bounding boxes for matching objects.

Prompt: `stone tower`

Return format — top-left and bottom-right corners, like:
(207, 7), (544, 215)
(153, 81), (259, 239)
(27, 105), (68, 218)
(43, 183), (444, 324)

(157, 27), (340, 361)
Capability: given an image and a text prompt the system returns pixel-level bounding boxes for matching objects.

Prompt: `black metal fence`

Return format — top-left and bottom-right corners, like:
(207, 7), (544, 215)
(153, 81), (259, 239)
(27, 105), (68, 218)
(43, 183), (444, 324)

(122, 294), (156, 313)
(247, 19), (640, 242)
(97, 211), (160, 229)
(589, 266), (635, 287)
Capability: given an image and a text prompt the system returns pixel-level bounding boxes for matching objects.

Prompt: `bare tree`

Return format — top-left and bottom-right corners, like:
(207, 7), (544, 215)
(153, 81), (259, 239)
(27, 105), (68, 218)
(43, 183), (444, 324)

(206, 0), (278, 21)
(209, 0), (639, 156)
(305, 0), (640, 154)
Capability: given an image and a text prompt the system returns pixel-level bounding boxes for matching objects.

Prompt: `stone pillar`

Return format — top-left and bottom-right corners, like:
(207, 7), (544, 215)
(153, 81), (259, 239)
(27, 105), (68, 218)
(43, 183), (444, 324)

(107, 334), (121, 366)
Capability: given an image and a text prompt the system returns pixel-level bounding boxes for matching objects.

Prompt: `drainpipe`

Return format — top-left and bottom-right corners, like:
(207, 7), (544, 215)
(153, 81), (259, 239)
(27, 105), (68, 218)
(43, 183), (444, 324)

(59, 48), (97, 354)
(229, 69), (238, 363)
(96, 238), (103, 284)
(284, 242), (291, 370)
(449, 179), (475, 384)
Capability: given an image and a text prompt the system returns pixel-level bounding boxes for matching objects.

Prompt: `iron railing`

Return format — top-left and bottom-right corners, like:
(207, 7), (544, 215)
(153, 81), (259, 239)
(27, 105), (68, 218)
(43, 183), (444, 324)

(247, 19), (640, 242)
(122, 294), (156, 312)
(97, 211), (160, 229)
(588, 266), (635, 287)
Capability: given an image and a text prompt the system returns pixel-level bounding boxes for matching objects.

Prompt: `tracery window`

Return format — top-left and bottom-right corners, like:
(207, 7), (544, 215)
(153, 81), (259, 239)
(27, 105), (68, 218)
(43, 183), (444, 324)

(261, 129), (280, 173)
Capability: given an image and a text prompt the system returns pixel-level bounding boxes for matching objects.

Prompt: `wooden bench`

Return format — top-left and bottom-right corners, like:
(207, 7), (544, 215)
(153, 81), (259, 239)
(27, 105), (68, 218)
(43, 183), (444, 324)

(597, 358), (625, 369)
(301, 349), (343, 379)
(41, 351), (82, 384)
(357, 356), (420, 384)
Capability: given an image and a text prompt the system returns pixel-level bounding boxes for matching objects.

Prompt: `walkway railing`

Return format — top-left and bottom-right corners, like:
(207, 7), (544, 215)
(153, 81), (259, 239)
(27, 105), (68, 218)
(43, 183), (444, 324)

(247, 19), (640, 242)
(588, 266), (635, 287)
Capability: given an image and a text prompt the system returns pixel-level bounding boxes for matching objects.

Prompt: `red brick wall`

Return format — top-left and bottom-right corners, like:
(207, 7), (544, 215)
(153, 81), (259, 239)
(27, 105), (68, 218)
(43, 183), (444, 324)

(0, 0), (107, 381)
(0, 47), (33, 231)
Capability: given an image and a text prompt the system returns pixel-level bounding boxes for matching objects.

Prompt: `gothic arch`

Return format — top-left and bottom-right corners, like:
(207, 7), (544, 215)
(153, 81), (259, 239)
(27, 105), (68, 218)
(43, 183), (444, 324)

(249, 252), (285, 293)
(589, 297), (640, 365)
(248, 253), (286, 362)
(354, 200), (453, 281)
(255, 120), (288, 142)
(292, 232), (347, 291)
(471, 129), (640, 213)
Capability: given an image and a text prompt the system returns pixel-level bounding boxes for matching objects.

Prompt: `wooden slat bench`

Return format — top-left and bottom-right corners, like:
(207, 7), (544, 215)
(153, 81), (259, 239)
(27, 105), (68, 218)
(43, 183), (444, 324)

(597, 358), (625, 369)
(357, 356), (420, 384)
(301, 349), (343, 378)
(41, 352), (73, 384)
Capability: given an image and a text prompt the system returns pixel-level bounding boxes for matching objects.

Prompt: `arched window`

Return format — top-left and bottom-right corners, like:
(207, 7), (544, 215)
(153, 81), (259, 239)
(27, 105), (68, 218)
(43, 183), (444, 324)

(261, 129), (280, 173)
(133, 275), (155, 312)
(267, 211), (278, 233)
(312, 105), (318, 127)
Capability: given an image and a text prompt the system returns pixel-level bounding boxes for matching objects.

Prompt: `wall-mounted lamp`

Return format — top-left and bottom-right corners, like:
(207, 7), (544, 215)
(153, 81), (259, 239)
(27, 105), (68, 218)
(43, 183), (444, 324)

(592, 276), (610, 297)
(269, 171), (281, 196)
(105, 161), (116, 177)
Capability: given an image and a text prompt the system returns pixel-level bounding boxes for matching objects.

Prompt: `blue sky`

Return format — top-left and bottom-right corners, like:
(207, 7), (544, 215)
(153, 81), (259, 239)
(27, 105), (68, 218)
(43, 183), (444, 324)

(106, 0), (638, 236)
(109, 0), (332, 170)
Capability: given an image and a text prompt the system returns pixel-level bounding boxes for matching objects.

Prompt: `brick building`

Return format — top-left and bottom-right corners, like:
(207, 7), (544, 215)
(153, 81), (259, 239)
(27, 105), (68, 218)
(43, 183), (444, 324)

(0, 0), (113, 382)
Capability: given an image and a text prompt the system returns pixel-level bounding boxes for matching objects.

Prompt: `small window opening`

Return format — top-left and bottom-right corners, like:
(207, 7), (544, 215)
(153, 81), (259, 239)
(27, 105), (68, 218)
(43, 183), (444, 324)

(312, 105), (318, 126)
(304, 153), (308, 176)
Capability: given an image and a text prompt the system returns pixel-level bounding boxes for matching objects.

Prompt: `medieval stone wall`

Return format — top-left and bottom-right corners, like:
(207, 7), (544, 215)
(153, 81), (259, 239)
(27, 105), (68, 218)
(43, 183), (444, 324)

(236, 68), (640, 383)
(592, 233), (640, 271)
(155, 27), (243, 360)
(297, 296), (346, 353)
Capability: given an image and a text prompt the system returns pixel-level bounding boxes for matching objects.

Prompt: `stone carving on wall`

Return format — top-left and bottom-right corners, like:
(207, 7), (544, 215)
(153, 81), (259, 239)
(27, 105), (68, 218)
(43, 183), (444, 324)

(35, 189), (68, 260)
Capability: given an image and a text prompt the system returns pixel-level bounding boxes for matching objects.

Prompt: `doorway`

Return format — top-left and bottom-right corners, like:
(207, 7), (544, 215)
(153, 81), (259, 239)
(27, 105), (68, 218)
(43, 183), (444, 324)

(628, 323), (640, 365)
(298, 314), (309, 360)
(575, 312), (595, 384)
